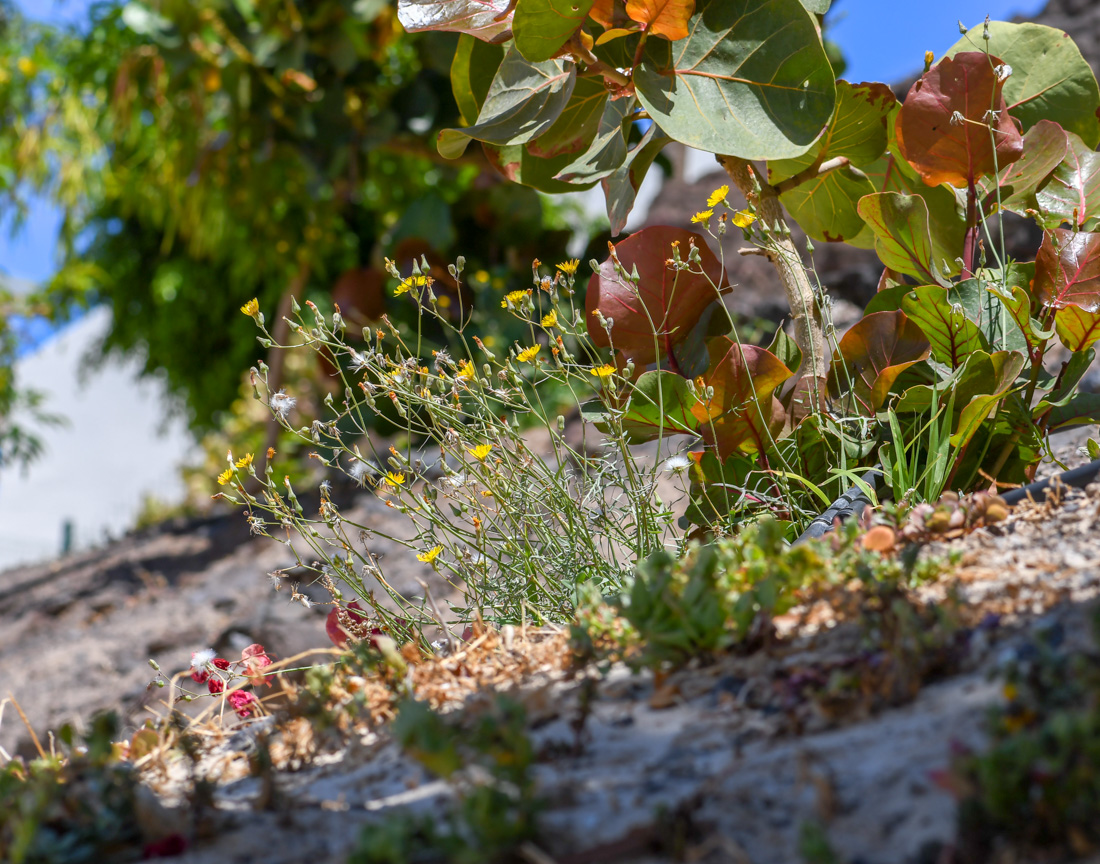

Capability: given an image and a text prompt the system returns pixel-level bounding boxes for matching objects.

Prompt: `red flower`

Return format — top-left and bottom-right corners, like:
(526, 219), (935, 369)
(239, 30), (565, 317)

(207, 677), (224, 694)
(228, 690), (257, 718)
(241, 643), (273, 688)
(143, 833), (188, 858)
(212, 658), (231, 671)
(325, 602), (369, 648)
(190, 670), (209, 684)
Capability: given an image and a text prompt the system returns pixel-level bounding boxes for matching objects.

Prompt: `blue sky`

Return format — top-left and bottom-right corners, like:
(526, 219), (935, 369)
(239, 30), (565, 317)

(0, 0), (1055, 289)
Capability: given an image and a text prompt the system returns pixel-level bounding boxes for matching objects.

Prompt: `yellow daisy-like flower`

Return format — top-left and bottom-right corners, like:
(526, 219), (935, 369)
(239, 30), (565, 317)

(235, 453), (254, 469)
(394, 275), (429, 296)
(456, 359), (476, 381)
(500, 289), (529, 309)
(707, 185), (729, 208)
(731, 209), (757, 229)
(384, 471), (405, 487)
(541, 310), (558, 328)
(516, 345), (541, 363)
(217, 468), (234, 486)
(690, 209), (713, 225)
(590, 364), (615, 379)
(416, 546), (443, 564)
(468, 443), (493, 461)
(240, 298), (260, 318)
(556, 259), (580, 276)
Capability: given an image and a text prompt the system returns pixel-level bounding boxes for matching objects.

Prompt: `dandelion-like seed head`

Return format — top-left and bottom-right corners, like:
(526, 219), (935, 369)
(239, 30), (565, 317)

(663, 454), (692, 473)
(270, 389), (296, 420)
(191, 648), (216, 670)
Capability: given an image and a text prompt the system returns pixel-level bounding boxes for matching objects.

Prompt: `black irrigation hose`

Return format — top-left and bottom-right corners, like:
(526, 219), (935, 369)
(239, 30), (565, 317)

(792, 454), (1100, 546)
(1001, 456), (1100, 505)
(792, 468), (879, 546)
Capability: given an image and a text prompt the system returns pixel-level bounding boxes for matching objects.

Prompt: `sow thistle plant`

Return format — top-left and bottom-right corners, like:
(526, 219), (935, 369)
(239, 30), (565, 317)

(221, 251), (752, 637)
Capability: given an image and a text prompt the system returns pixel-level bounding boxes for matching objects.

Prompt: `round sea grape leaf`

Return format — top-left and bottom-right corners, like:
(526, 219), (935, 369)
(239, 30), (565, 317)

(1055, 305), (1100, 353)
(437, 47), (576, 158)
(619, 370), (701, 443)
(896, 52), (1023, 189)
(769, 82), (895, 244)
(624, 0), (695, 41)
(1033, 131), (1100, 231)
(397, 0), (515, 43)
(450, 34), (505, 124)
(528, 76), (608, 158)
(1034, 229), (1100, 311)
(946, 21), (1100, 149)
(633, 0), (836, 161)
(901, 285), (989, 368)
(828, 310), (930, 414)
(586, 225), (728, 366)
(514, 0), (596, 63)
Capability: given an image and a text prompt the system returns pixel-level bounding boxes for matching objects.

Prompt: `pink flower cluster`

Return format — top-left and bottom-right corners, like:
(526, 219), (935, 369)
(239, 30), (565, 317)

(188, 643), (272, 718)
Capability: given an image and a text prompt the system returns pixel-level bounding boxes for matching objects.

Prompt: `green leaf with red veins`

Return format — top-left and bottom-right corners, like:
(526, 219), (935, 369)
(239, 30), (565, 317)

(981, 119), (1068, 215)
(902, 285), (989, 368)
(857, 192), (944, 285)
(398, 0), (515, 42)
(1034, 229), (1100, 311)
(554, 94), (636, 183)
(691, 338), (793, 458)
(829, 310), (931, 415)
(585, 225), (726, 365)
(483, 142), (598, 193)
(438, 47), (576, 158)
(1034, 131), (1100, 230)
(1055, 304), (1100, 352)
(619, 370), (700, 443)
(895, 52), (1023, 189)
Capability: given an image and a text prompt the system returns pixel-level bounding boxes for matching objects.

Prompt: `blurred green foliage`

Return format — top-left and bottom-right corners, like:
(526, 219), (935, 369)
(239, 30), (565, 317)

(0, 0), (600, 439)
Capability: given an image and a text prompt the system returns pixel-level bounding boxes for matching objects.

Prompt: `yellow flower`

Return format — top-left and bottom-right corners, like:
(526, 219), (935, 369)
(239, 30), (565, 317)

(556, 259), (580, 276)
(468, 443), (493, 461)
(516, 345), (541, 363)
(240, 298), (260, 318)
(690, 209), (713, 225)
(17, 57), (36, 76)
(217, 468), (234, 486)
(541, 310), (558, 328)
(473, 269), (490, 284)
(395, 275), (429, 296)
(456, 359), (476, 381)
(384, 471), (405, 487)
(501, 289), (529, 309)
(732, 209), (757, 229)
(235, 453), (254, 469)
(416, 545), (443, 563)
(590, 364), (615, 379)
(707, 185), (729, 208)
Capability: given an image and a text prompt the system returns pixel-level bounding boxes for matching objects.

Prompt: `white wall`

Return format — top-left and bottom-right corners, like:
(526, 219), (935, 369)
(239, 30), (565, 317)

(0, 307), (196, 570)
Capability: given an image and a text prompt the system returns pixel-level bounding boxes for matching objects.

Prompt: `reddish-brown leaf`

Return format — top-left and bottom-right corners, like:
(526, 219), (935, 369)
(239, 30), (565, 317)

(896, 52), (1023, 188)
(586, 225), (729, 366)
(1034, 229), (1100, 311)
(589, 0), (631, 28)
(625, 0), (694, 41)
(691, 337), (793, 458)
(829, 310), (930, 414)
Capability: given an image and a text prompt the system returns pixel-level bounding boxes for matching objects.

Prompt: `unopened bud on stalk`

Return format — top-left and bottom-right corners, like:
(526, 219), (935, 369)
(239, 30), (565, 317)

(291, 296), (301, 314)
(148, 659), (161, 672)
